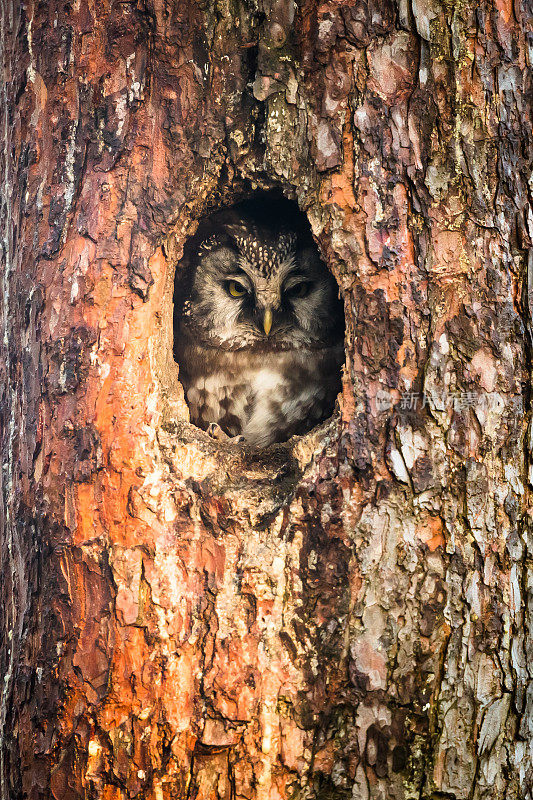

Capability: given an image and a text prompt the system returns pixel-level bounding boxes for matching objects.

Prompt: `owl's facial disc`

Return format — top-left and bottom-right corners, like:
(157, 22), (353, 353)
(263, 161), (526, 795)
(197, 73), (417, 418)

(220, 265), (328, 341)
(185, 225), (343, 350)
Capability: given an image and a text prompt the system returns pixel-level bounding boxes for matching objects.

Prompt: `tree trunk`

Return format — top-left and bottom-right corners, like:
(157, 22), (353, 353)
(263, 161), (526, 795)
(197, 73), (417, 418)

(1, 1), (532, 798)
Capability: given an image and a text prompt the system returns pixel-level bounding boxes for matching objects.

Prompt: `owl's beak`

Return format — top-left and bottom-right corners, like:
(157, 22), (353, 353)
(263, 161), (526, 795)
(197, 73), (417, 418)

(263, 307), (273, 336)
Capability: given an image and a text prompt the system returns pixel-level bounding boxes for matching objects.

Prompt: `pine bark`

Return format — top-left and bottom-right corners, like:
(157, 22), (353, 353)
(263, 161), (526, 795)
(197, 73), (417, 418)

(1, 1), (532, 799)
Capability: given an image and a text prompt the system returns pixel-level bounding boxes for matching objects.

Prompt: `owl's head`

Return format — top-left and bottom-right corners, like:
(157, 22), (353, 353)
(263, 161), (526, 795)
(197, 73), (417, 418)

(179, 201), (344, 351)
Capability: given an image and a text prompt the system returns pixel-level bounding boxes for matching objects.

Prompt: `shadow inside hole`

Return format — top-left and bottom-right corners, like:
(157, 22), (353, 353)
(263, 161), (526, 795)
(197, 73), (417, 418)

(173, 192), (345, 449)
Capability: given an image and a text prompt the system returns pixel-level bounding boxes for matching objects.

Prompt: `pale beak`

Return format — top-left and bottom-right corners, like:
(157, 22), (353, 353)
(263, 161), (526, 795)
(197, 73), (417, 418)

(263, 307), (273, 336)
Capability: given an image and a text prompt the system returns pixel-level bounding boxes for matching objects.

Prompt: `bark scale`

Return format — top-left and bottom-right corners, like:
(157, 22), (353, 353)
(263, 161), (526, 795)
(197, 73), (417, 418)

(0, 1), (532, 799)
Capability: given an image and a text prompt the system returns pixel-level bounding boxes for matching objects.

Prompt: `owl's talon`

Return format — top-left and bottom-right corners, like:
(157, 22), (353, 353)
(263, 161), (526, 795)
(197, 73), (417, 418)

(206, 422), (225, 440)
(206, 423), (244, 444)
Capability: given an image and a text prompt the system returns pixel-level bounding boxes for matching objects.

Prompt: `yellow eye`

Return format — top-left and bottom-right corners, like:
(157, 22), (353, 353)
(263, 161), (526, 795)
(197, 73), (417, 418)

(227, 280), (247, 297)
(286, 281), (312, 299)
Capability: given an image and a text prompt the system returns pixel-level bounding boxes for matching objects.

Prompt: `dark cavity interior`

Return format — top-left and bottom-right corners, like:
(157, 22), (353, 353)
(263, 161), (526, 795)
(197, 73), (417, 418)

(173, 193), (345, 447)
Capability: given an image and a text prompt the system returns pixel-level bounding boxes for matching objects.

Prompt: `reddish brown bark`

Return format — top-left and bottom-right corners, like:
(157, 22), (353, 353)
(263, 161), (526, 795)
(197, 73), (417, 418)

(1, 1), (532, 799)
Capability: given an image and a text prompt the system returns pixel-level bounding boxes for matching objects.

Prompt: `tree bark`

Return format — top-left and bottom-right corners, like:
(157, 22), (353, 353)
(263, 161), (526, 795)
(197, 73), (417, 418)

(1, 1), (532, 798)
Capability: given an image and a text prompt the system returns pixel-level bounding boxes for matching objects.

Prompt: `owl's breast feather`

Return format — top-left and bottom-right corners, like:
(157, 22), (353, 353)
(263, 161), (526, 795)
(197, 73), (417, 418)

(175, 332), (343, 446)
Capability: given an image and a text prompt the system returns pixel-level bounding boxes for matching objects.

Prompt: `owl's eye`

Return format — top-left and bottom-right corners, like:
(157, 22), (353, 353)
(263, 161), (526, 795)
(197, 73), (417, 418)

(286, 281), (312, 299)
(226, 280), (248, 297)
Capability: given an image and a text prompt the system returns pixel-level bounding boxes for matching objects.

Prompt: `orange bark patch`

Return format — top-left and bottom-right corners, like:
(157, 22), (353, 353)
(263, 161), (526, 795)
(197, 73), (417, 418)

(416, 514), (446, 552)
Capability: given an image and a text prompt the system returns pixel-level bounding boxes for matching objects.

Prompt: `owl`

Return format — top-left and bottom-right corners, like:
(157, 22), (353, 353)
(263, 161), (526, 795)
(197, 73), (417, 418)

(174, 199), (344, 448)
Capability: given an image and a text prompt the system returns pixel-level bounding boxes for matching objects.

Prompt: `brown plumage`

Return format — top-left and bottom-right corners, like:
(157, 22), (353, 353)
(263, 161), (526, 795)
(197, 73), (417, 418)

(174, 198), (345, 447)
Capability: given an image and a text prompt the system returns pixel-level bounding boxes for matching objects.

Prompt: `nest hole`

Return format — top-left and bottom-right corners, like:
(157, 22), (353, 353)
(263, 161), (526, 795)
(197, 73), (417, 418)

(173, 192), (345, 449)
